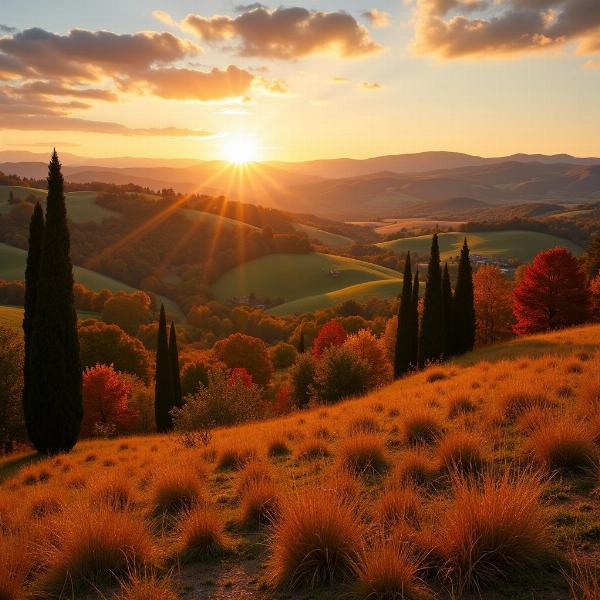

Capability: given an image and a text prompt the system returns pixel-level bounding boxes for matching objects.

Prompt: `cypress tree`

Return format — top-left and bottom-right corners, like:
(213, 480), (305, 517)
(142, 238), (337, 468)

(155, 305), (174, 432)
(394, 252), (413, 378)
(453, 237), (476, 354)
(22, 202), (44, 441)
(442, 262), (453, 357)
(410, 270), (420, 368)
(298, 329), (305, 354)
(28, 151), (82, 454)
(169, 321), (182, 410)
(418, 234), (445, 367)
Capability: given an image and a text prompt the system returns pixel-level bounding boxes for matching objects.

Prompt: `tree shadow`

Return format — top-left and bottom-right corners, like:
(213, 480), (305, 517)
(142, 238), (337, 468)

(0, 451), (42, 484)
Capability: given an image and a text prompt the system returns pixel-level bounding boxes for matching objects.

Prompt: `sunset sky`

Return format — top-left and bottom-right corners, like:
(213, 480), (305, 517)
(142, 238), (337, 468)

(2, 0), (600, 161)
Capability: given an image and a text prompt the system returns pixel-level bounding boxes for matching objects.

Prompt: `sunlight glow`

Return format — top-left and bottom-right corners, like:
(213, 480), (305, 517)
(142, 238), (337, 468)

(221, 133), (260, 164)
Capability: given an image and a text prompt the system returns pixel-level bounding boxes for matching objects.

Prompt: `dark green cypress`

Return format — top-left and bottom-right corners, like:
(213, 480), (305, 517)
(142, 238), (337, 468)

(298, 329), (305, 354)
(410, 270), (420, 368)
(442, 262), (453, 357)
(28, 151), (82, 454)
(394, 252), (413, 378)
(169, 321), (182, 409)
(418, 234), (445, 367)
(22, 202), (44, 441)
(452, 237), (476, 354)
(155, 305), (174, 432)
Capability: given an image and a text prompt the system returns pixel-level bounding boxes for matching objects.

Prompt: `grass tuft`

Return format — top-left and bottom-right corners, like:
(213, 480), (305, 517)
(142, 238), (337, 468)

(403, 411), (443, 445)
(338, 434), (388, 475)
(176, 507), (229, 562)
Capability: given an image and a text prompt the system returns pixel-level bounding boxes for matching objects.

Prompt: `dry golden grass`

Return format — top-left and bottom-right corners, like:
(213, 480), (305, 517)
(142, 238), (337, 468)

(296, 438), (331, 461)
(235, 461), (273, 497)
(389, 449), (438, 488)
(373, 486), (420, 528)
(152, 466), (204, 515)
(338, 434), (388, 475)
(117, 572), (179, 600)
(239, 479), (280, 528)
(436, 430), (487, 475)
(447, 394), (477, 419)
(403, 411), (443, 445)
(0, 534), (33, 600)
(176, 506), (229, 562)
(267, 437), (291, 457)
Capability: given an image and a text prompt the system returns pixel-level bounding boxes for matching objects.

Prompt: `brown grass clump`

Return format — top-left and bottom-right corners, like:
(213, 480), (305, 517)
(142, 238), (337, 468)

(447, 395), (477, 419)
(338, 434), (388, 475)
(516, 406), (551, 434)
(348, 414), (380, 435)
(20, 465), (50, 486)
(426, 369), (448, 383)
(29, 490), (64, 520)
(90, 472), (135, 511)
(579, 370), (600, 418)
(217, 445), (257, 471)
(176, 507), (229, 562)
(240, 480), (281, 528)
(403, 411), (443, 445)
(565, 559), (600, 600)
(297, 439), (331, 461)
(527, 418), (597, 473)
(373, 487), (420, 529)
(43, 507), (155, 592)
(117, 572), (179, 600)
(152, 467), (204, 515)
(236, 462), (273, 497)
(438, 470), (550, 592)
(267, 437), (291, 457)
(267, 487), (364, 589)
(322, 469), (363, 504)
(437, 431), (486, 475)
(0, 534), (33, 600)
(353, 542), (426, 600)
(390, 450), (438, 488)
(494, 385), (554, 422)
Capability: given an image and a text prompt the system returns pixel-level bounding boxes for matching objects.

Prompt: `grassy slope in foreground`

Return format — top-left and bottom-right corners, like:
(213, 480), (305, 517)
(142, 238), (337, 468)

(378, 230), (583, 262)
(211, 252), (400, 308)
(0, 242), (184, 321)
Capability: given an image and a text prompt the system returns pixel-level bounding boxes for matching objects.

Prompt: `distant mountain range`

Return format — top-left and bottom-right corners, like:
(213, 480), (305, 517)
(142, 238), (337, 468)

(2, 150), (600, 219)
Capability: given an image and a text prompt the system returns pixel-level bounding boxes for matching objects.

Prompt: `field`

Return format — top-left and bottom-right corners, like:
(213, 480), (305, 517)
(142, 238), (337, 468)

(0, 186), (116, 224)
(1, 324), (599, 599)
(378, 230), (584, 262)
(211, 252), (401, 312)
(292, 223), (354, 248)
(0, 243), (184, 320)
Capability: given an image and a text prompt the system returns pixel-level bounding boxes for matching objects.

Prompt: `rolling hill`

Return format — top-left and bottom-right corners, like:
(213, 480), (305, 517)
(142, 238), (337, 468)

(378, 230), (584, 262)
(291, 223), (354, 248)
(211, 252), (402, 314)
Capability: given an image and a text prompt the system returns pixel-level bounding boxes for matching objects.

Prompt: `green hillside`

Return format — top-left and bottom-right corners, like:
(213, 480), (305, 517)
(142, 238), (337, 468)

(178, 208), (259, 230)
(0, 243), (183, 321)
(377, 230), (583, 262)
(0, 186), (116, 223)
(212, 252), (401, 312)
(292, 223), (354, 248)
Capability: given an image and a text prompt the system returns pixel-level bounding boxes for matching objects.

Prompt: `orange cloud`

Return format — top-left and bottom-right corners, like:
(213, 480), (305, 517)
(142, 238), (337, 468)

(361, 9), (391, 28)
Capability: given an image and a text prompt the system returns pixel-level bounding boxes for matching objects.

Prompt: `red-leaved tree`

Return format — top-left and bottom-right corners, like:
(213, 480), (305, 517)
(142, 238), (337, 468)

(228, 367), (253, 388)
(81, 364), (138, 437)
(312, 319), (347, 357)
(513, 247), (590, 335)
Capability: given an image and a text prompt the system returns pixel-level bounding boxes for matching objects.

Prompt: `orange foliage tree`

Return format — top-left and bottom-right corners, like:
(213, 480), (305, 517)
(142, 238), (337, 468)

(473, 265), (514, 346)
(213, 333), (273, 385)
(343, 329), (392, 388)
(81, 364), (138, 437)
(312, 319), (347, 357)
(513, 248), (590, 335)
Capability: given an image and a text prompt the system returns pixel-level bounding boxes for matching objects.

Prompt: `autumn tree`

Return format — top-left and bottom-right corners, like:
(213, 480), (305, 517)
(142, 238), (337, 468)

(418, 234), (445, 366)
(101, 291), (152, 336)
(452, 238), (476, 354)
(213, 333), (273, 385)
(81, 364), (138, 437)
(473, 265), (514, 346)
(312, 319), (347, 358)
(181, 361), (211, 397)
(513, 247), (590, 335)
(28, 151), (82, 454)
(344, 329), (392, 389)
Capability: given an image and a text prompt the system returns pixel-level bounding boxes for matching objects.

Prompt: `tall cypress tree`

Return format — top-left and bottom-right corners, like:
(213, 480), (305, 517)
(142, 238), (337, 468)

(22, 202), (44, 441)
(394, 252), (413, 378)
(28, 151), (82, 454)
(442, 262), (453, 357)
(453, 237), (476, 355)
(169, 321), (182, 410)
(410, 270), (420, 368)
(298, 329), (305, 354)
(155, 305), (174, 432)
(418, 234), (445, 367)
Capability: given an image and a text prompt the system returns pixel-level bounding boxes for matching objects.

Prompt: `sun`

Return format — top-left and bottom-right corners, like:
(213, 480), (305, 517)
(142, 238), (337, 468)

(222, 133), (260, 164)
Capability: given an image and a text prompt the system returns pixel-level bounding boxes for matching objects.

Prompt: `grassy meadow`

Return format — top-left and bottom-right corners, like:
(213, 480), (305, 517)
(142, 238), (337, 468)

(378, 230), (584, 262)
(1, 324), (599, 599)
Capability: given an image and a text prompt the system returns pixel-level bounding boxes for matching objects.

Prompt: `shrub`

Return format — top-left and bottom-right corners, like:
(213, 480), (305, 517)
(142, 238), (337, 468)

(527, 419), (597, 472)
(240, 480), (280, 528)
(403, 411), (443, 445)
(172, 369), (262, 430)
(338, 434), (388, 475)
(289, 353), (316, 408)
(312, 345), (370, 405)
(267, 487), (364, 589)
(437, 431), (486, 475)
(117, 573), (179, 600)
(447, 395), (476, 419)
(176, 507), (228, 562)
(152, 467), (204, 514)
(353, 542), (426, 600)
(438, 470), (550, 592)
(44, 507), (155, 592)
(373, 487), (420, 528)
(180, 361), (210, 397)
(390, 450), (438, 488)
(270, 342), (298, 369)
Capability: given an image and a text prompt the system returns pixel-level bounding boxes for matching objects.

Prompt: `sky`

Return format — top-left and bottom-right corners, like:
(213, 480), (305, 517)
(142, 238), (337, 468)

(1, 0), (600, 162)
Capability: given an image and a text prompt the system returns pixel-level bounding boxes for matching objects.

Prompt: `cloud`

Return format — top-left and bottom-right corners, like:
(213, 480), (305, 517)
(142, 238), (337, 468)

(177, 6), (381, 59)
(234, 3), (267, 12)
(0, 114), (213, 137)
(360, 81), (382, 89)
(361, 9), (391, 28)
(19, 81), (119, 102)
(10, 141), (82, 148)
(414, 0), (600, 59)
(151, 10), (178, 27)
